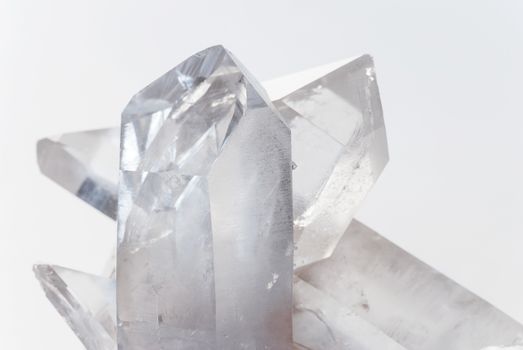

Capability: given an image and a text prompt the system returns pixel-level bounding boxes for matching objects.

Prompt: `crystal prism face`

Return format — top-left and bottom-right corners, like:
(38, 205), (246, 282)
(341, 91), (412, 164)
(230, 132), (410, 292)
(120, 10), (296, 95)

(117, 46), (294, 349)
(275, 55), (388, 268)
(33, 264), (116, 350)
(37, 128), (119, 219)
(297, 220), (523, 350)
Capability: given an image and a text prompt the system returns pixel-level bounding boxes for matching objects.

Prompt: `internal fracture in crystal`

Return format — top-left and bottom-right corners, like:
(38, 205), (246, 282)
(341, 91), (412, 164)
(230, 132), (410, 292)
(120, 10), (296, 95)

(273, 54), (387, 267)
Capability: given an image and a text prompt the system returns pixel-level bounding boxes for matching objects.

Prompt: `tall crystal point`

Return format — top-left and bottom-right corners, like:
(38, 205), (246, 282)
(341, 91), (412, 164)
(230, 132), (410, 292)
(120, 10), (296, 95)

(273, 55), (388, 268)
(117, 46), (294, 349)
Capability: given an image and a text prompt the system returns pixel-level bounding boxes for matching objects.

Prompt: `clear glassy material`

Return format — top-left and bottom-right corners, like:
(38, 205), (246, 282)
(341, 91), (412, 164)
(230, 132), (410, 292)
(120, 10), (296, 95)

(34, 46), (523, 350)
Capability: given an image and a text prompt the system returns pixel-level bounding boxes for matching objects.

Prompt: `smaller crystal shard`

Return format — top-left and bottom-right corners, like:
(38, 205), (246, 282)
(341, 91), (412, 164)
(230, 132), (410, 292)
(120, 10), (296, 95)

(37, 128), (119, 219)
(33, 264), (116, 350)
(297, 220), (523, 350)
(293, 277), (407, 350)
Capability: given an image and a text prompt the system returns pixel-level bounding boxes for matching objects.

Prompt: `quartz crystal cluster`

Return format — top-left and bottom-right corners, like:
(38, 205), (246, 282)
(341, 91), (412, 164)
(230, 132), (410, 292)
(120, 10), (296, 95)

(34, 46), (523, 350)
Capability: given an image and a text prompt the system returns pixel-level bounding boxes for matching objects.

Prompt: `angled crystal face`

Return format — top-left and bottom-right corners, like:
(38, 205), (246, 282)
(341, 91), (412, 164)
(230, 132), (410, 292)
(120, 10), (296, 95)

(33, 264), (116, 350)
(117, 45), (294, 349)
(37, 128), (119, 219)
(274, 55), (388, 268)
(297, 220), (523, 350)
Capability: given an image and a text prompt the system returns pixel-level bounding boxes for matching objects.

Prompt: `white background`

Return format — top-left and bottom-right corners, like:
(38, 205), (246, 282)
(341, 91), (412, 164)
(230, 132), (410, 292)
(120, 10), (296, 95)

(1, 1), (522, 348)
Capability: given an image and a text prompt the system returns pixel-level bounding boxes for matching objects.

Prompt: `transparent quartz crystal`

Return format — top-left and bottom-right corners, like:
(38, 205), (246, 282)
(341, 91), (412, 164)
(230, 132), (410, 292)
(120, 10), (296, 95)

(117, 45), (293, 350)
(273, 55), (387, 267)
(296, 220), (523, 349)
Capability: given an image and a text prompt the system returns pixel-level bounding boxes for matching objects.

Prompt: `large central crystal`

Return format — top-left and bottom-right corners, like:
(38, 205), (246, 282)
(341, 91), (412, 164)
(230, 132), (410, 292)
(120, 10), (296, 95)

(117, 46), (293, 349)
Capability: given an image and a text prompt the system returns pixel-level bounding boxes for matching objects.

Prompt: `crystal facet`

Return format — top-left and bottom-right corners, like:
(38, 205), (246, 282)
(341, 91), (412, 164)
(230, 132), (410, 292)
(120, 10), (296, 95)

(274, 54), (387, 268)
(33, 264), (116, 350)
(117, 45), (293, 349)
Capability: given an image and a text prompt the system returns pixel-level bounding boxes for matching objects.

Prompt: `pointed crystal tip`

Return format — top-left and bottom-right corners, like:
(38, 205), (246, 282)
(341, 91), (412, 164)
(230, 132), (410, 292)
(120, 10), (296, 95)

(34, 264), (116, 350)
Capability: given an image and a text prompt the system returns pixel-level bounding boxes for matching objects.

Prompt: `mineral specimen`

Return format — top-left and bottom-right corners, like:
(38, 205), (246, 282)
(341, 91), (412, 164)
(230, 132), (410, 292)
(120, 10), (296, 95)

(34, 46), (523, 350)
(34, 221), (523, 349)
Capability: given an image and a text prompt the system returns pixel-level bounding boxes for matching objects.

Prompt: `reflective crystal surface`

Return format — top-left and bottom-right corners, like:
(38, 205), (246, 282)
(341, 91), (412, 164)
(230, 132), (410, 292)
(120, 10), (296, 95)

(117, 45), (293, 349)
(297, 220), (523, 349)
(33, 264), (116, 350)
